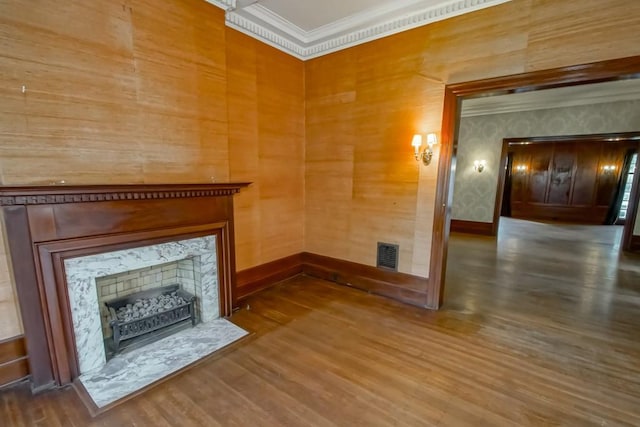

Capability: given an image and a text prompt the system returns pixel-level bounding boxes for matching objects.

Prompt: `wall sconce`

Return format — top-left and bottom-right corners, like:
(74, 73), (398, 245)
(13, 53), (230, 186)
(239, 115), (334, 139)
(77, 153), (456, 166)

(602, 165), (616, 174)
(514, 164), (528, 173)
(474, 160), (487, 173)
(412, 133), (437, 166)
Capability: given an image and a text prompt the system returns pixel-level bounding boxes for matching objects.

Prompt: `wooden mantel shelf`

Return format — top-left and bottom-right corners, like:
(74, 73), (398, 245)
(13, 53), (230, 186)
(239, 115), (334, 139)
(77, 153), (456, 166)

(0, 183), (251, 206)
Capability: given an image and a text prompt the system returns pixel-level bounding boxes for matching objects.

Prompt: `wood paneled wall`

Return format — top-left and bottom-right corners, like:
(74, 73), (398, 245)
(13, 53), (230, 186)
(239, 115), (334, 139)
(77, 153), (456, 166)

(510, 141), (635, 223)
(0, 0), (229, 185)
(2, 0), (640, 339)
(305, 0), (640, 277)
(226, 30), (305, 277)
(0, 0), (304, 340)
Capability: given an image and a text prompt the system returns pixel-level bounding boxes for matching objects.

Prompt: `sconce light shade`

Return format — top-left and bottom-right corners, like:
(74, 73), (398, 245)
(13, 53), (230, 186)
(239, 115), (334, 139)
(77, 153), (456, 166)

(515, 164), (528, 173)
(411, 134), (423, 148)
(602, 164), (616, 173)
(473, 160), (487, 173)
(411, 133), (435, 166)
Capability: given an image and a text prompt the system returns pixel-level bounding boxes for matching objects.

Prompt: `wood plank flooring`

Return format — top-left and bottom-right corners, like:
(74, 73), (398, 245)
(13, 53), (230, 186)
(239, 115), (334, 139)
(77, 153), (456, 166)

(2, 218), (640, 426)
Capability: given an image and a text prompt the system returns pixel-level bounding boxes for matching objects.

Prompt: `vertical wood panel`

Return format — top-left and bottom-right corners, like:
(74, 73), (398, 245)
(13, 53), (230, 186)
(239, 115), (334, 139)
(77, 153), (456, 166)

(529, 146), (552, 203)
(226, 30), (305, 275)
(526, 0), (640, 71)
(572, 144), (601, 205)
(547, 143), (575, 205)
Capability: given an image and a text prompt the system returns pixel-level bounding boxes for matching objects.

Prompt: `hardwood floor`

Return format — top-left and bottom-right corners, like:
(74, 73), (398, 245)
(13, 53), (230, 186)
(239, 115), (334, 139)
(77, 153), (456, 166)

(2, 217), (640, 426)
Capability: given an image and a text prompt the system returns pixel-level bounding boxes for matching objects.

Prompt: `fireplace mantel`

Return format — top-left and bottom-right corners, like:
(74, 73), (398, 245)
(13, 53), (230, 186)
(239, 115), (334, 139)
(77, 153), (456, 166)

(1, 183), (249, 392)
(0, 183), (249, 206)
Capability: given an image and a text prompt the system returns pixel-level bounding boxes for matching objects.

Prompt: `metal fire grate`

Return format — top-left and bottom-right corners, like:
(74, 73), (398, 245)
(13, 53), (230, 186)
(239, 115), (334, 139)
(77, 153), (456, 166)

(377, 242), (399, 271)
(105, 284), (197, 353)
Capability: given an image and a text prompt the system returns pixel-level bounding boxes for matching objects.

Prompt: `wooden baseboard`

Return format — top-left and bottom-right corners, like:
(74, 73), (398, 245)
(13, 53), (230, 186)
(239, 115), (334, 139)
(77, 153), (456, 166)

(234, 252), (431, 308)
(302, 252), (429, 307)
(236, 253), (304, 301)
(0, 336), (29, 388)
(629, 235), (640, 251)
(511, 204), (609, 224)
(450, 219), (495, 236)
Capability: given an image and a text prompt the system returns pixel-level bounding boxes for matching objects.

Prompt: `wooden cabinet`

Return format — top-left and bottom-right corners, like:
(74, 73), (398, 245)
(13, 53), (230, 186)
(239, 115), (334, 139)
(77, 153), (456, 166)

(509, 141), (634, 224)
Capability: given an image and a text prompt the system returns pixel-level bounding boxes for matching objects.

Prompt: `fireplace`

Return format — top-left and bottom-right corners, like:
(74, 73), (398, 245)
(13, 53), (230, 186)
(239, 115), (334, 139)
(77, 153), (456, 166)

(0, 184), (249, 392)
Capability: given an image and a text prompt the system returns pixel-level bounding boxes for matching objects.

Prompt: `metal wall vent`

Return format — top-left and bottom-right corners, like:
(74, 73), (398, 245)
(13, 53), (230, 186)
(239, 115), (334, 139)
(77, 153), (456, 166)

(376, 242), (399, 271)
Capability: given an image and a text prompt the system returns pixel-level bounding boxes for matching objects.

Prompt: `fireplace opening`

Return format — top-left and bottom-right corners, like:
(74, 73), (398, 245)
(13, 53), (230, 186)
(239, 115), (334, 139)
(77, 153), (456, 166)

(95, 256), (204, 358)
(105, 284), (197, 354)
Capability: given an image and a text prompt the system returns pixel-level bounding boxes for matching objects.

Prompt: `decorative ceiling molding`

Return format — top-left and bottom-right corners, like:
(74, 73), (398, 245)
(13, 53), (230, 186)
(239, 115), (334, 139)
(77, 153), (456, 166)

(226, 12), (308, 58)
(206, 0), (512, 60)
(206, 0), (236, 10)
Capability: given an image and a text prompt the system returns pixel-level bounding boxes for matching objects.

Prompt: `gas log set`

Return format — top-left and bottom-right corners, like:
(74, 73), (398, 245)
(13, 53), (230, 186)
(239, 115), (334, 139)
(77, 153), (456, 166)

(115, 291), (189, 322)
(105, 285), (197, 353)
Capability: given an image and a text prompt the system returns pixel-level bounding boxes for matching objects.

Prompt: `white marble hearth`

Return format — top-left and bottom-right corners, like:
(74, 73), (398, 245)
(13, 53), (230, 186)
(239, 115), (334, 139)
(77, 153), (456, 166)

(79, 319), (248, 408)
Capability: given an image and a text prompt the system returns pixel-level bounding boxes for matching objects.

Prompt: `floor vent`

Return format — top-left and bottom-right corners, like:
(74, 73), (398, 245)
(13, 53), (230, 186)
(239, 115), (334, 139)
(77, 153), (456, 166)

(377, 242), (399, 271)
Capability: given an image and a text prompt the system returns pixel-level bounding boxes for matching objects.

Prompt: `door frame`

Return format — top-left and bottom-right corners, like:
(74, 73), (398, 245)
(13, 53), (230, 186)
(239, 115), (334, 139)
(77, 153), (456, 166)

(425, 56), (640, 309)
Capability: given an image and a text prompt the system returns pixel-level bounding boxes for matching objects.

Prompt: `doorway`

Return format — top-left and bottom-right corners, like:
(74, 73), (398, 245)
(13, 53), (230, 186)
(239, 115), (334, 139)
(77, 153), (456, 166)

(425, 56), (640, 309)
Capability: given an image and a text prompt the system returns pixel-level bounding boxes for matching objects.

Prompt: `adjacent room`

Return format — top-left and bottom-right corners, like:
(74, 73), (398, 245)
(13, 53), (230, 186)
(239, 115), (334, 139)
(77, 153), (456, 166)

(1, 0), (639, 425)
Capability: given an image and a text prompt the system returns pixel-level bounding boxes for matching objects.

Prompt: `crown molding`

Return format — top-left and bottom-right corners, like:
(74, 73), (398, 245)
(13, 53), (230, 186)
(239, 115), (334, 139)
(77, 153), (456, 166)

(225, 12), (307, 59)
(205, 0), (235, 10)
(207, 0), (512, 60)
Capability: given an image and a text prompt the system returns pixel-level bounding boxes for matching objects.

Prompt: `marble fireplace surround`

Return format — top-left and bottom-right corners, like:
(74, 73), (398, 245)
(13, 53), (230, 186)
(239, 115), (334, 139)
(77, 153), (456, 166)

(0, 183), (249, 392)
(65, 236), (218, 374)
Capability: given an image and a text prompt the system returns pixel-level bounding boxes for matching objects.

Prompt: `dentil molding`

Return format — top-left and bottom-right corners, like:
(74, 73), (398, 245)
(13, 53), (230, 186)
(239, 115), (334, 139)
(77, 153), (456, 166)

(206, 0), (512, 60)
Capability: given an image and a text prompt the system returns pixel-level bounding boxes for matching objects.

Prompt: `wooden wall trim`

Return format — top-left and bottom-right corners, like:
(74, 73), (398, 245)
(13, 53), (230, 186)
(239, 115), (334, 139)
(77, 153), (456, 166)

(622, 142), (640, 251)
(236, 252), (429, 308)
(427, 85), (458, 310)
(302, 253), (428, 307)
(3, 206), (56, 390)
(450, 220), (494, 236)
(0, 336), (29, 389)
(236, 254), (304, 301)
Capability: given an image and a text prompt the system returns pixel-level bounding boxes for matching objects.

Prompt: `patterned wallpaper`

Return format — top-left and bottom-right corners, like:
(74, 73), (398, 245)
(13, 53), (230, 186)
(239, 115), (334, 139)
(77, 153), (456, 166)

(452, 100), (640, 228)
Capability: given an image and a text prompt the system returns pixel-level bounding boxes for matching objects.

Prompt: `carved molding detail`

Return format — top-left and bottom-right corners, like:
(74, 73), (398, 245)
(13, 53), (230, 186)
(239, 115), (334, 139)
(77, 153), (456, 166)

(210, 0), (512, 60)
(204, 0), (235, 10)
(225, 13), (307, 58)
(0, 184), (250, 206)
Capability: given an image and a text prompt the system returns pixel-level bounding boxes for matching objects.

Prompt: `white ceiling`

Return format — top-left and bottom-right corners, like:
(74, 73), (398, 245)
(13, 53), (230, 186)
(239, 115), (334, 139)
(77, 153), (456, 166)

(461, 79), (640, 117)
(257, 0), (399, 32)
(206, 0), (512, 60)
